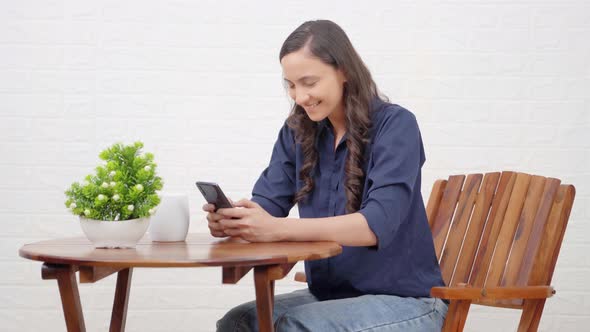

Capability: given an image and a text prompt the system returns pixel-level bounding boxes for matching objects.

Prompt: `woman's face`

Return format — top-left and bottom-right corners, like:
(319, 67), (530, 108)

(280, 48), (347, 122)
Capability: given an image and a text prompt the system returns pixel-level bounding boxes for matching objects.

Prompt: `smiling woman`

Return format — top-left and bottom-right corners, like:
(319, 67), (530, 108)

(281, 55), (346, 123)
(279, 20), (381, 213)
(204, 20), (447, 332)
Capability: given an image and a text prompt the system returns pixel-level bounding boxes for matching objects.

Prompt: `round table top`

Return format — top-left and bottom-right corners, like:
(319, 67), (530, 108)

(19, 233), (342, 268)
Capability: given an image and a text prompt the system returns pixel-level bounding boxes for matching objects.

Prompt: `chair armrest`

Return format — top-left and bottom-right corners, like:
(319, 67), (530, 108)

(294, 272), (307, 283)
(430, 285), (555, 301)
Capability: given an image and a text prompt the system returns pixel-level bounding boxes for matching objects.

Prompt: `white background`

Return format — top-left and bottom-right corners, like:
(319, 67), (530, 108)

(1, 0), (588, 331)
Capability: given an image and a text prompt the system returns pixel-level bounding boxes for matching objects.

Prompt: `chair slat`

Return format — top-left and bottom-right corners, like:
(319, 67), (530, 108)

(514, 178), (562, 286)
(432, 175), (465, 261)
(426, 179), (447, 229)
(486, 173), (532, 287)
(527, 184), (576, 286)
(440, 174), (483, 285)
(451, 172), (500, 286)
(470, 171), (517, 287)
(501, 175), (548, 287)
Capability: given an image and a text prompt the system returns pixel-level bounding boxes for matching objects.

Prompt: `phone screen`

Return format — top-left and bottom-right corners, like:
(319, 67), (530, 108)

(195, 182), (233, 210)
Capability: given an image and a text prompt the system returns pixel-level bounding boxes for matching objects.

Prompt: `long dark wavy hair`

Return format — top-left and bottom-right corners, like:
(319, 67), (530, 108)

(279, 20), (387, 213)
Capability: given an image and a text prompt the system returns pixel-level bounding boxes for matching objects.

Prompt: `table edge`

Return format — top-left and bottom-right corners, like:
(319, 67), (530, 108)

(18, 244), (343, 268)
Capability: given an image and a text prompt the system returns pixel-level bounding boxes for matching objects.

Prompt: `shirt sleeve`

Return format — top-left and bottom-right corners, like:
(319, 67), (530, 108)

(251, 121), (297, 217)
(358, 108), (425, 250)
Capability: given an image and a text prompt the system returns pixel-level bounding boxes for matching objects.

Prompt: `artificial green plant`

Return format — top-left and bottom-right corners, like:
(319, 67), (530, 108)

(65, 142), (163, 221)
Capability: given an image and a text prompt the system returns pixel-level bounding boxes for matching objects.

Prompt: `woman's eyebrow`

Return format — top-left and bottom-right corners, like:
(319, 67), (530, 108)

(283, 75), (319, 83)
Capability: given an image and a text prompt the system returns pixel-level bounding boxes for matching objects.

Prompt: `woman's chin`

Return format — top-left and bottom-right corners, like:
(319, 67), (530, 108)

(306, 111), (325, 122)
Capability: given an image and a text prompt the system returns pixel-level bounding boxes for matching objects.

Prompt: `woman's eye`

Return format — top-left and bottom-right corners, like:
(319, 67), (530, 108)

(303, 81), (317, 87)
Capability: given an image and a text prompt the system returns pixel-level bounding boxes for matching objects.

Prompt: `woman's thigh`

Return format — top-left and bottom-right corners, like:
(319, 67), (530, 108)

(274, 295), (448, 332)
(216, 288), (319, 332)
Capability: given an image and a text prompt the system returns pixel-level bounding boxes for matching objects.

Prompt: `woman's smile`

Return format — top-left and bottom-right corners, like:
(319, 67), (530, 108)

(304, 101), (321, 111)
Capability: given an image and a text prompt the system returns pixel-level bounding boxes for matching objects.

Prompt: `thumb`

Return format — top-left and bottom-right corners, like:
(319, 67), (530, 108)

(234, 198), (256, 208)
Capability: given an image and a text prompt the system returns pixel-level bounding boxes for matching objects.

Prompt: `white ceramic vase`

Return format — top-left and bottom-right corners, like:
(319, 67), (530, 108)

(149, 193), (190, 242)
(79, 216), (150, 249)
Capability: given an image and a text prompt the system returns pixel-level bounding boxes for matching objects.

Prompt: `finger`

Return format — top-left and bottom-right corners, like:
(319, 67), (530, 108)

(234, 199), (257, 209)
(219, 218), (243, 229)
(207, 212), (224, 222)
(202, 203), (216, 212)
(208, 221), (224, 232)
(217, 207), (249, 218)
(210, 230), (227, 238)
(223, 228), (241, 237)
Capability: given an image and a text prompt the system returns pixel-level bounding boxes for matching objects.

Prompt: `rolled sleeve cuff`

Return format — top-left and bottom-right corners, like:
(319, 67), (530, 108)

(359, 200), (397, 250)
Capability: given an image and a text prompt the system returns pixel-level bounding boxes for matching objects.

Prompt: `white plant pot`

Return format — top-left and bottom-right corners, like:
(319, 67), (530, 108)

(79, 216), (150, 249)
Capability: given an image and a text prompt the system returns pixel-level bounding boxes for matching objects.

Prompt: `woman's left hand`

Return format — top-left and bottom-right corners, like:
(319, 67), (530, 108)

(217, 199), (284, 242)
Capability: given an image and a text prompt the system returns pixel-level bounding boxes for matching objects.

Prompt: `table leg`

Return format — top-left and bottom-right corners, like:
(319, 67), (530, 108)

(254, 266), (275, 332)
(110, 268), (133, 332)
(271, 280), (275, 309)
(41, 263), (86, 332)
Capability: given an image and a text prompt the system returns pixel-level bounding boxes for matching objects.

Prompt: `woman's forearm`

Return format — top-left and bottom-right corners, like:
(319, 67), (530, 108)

(277, 212), (377, 246)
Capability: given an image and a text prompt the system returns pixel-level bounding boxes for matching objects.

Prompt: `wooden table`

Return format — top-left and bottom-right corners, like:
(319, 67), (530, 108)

(19, 234), (342, 332)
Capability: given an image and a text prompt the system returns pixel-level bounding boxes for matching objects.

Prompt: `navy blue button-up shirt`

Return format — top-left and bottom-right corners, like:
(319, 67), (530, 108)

(251, 99), (445, 301)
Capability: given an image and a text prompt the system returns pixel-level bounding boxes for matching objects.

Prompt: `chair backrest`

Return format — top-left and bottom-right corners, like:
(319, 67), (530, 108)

(426, 171), (575, 308)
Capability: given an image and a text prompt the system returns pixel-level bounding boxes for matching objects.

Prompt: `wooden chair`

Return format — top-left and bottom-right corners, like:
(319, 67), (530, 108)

(294, 171), (576, 332)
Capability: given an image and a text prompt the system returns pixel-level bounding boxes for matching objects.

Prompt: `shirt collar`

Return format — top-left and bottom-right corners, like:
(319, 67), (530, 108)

(315, 96), (383, 134)
(316, 117), (331, 133)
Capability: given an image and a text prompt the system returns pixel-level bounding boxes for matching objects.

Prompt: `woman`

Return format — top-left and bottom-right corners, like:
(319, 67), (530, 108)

(204, 20), (447, 331)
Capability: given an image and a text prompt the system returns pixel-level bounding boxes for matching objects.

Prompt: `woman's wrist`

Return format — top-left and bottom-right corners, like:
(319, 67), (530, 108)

(273, 217), (291, 242)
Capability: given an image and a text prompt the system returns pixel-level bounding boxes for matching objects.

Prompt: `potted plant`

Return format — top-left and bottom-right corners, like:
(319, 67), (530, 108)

(65, 141), (163, 248)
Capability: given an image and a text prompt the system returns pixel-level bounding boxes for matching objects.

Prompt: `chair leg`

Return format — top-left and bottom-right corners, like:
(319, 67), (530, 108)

(442, 300), (471, 332)
(110, 268), (133, 332)
(517, 299), (546, 332)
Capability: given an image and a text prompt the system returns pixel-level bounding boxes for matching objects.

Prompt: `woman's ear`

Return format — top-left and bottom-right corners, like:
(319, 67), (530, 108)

(336, 68), (347, 83)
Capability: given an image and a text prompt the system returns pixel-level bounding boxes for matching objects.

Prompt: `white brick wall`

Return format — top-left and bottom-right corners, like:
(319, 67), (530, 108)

(1, 0), (588, 331)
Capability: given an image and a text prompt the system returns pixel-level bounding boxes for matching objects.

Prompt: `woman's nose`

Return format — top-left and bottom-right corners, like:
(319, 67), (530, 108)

(295, 92), (310, 106)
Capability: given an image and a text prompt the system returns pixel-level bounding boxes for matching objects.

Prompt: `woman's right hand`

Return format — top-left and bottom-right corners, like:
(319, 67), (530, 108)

(203, 203), (229, 238)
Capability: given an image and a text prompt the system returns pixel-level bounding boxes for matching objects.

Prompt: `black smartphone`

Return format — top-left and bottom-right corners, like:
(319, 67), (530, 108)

(195, 181), (234, 211)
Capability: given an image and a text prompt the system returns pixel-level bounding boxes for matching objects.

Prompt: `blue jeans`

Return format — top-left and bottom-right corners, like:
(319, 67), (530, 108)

(217, 288), (448, 331)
